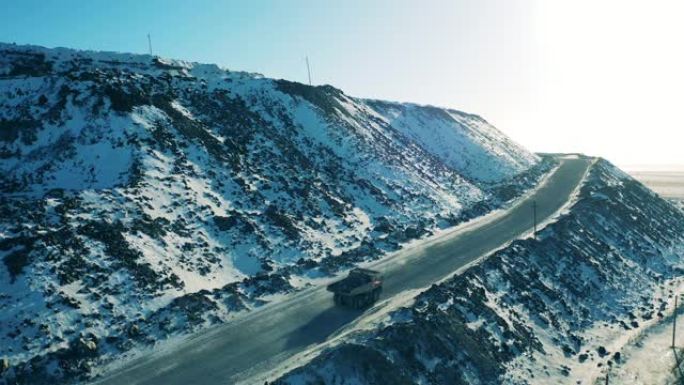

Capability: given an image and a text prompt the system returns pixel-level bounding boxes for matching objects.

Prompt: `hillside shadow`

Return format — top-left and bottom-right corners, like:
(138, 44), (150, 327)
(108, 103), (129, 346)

(284, 305), (364, 349)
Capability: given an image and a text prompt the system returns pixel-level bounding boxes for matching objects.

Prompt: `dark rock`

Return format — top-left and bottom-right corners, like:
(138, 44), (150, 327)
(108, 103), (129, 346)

(0, 357), (9, 374)
(612, 352), (621, 363)
(128, 324), (140, 337)
(214, 215), (238, 231)
(597, 346), (609, 357)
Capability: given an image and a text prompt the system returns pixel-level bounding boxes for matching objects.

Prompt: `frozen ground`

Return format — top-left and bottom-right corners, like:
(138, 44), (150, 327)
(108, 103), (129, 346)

(274, 159), (684, 385)
(87, 157), (588, 385)
(607, 290), (684, 385)
(604, 166), (684, 385)
(0, 43), (548, 385)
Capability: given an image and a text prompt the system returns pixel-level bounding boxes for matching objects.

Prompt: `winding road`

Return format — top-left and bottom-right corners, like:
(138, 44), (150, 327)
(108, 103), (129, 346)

(93, 156), (593, 385)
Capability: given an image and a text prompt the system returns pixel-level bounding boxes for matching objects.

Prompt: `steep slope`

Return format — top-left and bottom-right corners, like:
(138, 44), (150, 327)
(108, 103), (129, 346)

(0, 43), (545, 384)
(366, 101), (538, 183)
(274, 159), (684, 385)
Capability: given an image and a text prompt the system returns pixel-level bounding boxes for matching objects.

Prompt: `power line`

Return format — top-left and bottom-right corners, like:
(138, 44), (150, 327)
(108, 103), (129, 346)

(674, 295), (679, 348)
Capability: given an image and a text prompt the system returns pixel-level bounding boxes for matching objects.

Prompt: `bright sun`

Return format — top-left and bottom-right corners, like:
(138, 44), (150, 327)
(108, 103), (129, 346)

(529, 0), (684, 167)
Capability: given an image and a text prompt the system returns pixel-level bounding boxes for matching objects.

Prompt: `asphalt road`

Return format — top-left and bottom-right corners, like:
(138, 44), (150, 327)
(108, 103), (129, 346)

(92, 157), (592, 385)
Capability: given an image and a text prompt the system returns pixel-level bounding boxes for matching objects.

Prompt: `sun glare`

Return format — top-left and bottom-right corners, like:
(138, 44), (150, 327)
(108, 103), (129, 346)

(531, 0), (684, 166)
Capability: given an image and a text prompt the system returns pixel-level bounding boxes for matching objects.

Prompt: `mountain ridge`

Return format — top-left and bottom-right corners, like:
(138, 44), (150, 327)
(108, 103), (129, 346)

(0, 43), (547, 384)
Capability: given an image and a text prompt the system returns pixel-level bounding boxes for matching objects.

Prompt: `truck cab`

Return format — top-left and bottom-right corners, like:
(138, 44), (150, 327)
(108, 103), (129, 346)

(327, 268), (383, 309)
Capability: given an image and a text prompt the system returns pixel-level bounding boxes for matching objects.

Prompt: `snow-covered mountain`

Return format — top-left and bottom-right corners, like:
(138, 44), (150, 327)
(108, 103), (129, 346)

(0, 43), (546, 384)
(274, 159), (684, 385)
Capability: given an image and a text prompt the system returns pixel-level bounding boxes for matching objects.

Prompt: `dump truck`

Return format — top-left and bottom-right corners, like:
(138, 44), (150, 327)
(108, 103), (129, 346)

(327, 268), (383, 308)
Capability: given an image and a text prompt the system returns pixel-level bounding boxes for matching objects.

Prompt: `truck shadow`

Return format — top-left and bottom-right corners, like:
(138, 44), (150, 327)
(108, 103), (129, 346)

(284, 304), (365, 350)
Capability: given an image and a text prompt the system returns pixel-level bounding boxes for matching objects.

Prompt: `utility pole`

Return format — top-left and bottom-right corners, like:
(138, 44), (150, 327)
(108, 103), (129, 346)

(305, 56), (312, 86)
(604, 361), (612, 385)
(674, 295), (679, 348)
(147, 33), (153, 56)
(532, 200), (537, 239)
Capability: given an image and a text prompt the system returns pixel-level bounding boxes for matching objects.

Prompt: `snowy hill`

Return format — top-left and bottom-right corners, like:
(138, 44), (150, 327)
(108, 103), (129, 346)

(0, 43), (546, 384)
(274, 159), (684, 385)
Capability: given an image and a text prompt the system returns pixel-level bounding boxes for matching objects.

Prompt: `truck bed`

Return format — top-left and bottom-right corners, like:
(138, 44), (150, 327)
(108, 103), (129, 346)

(327, 268), (381, 295)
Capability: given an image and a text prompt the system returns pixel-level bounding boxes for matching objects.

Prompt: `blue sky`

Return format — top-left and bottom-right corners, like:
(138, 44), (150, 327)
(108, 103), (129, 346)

(2, 0), (683, 166)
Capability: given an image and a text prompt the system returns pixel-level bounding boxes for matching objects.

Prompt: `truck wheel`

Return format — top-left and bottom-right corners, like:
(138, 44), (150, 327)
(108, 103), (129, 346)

(362, 293), (371, 308)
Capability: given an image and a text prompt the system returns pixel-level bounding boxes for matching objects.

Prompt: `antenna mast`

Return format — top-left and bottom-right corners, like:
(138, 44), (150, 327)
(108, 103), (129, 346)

(147, 33), (153, 56)
(305, 56), (312, 86)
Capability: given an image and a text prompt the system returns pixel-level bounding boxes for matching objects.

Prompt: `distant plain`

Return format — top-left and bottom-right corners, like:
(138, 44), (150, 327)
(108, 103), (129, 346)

(629, 168), (684, 200)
